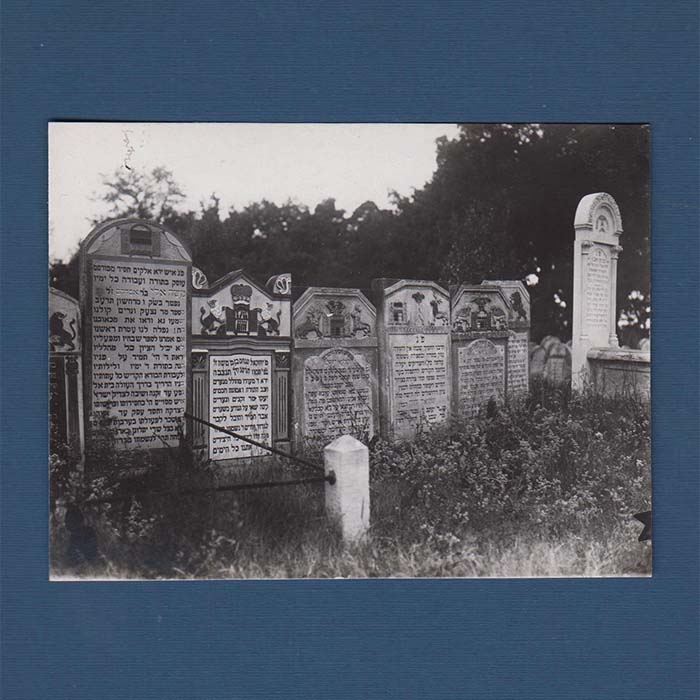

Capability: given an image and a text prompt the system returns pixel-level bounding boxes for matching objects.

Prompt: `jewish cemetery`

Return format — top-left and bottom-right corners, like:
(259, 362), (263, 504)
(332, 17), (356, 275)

(49, 123), (651, 579)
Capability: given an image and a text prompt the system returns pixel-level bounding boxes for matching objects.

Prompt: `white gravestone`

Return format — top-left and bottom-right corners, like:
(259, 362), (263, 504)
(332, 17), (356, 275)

(571, 193), (623, 388)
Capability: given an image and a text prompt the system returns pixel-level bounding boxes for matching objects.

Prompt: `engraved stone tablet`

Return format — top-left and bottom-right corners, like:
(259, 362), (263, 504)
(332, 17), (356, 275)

(80, 219), (191, 455)
(209, 354), (272, 460)
(507, 330), (529, 397)
(303, 348), (373, 439)
(389, 332), (450, 436)
(458, 338), (505, 417)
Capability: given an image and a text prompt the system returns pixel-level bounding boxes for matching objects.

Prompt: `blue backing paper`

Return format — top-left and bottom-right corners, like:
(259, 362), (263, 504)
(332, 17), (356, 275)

(1, 2), (698, 698)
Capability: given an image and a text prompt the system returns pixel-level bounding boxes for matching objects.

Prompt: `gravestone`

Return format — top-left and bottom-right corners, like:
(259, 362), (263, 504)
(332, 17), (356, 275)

(190, 269), (292, 463)
(483, 279), (530, 398)
(49, 287), (85, 453)
(530, 345), (546, 377)
(373, 279), (451, 440)
(450, 284), (509, 417)
(79, 219), (191, 458)
(543, 338), (571, 384)
(571, 193), (623, 387)
(292, 288), (377, 444)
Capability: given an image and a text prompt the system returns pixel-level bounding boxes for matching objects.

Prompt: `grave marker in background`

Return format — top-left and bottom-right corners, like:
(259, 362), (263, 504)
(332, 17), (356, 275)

(49, 287), (85, 454)
(292, 288), (378, 444)
(79, 219), (191, 459)
(374, 279), (451, 440)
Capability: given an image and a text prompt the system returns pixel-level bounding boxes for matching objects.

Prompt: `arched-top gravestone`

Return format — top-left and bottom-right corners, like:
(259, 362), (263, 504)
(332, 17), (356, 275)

(571, 193), (623, 387)
(79, 219), (192, 458)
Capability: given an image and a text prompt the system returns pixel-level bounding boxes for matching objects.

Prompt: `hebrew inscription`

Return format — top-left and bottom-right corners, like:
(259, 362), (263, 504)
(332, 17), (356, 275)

(459, 338), (505, 417)
(585, 246), (610, 330)
(209, 354), (272, 461)
(507, 331), (529, 396)
(303, 349), (373, 439)
(390, 334), (449, 436)
(90, 260), (187, 449)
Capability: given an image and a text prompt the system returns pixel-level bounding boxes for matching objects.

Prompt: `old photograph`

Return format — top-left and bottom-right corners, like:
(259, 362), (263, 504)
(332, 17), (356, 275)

(48, 122), (651, 579)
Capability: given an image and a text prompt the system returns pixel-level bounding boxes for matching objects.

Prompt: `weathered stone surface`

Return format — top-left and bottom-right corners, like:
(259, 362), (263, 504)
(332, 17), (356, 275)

(303, 348), (374, 440)
(292, 288), (378, 444)
(530, 346), (546, 376)
(374, 279), (451, 440)
(587, 347), (650, 399)
(543, 339), (570, 384)
(507, 330), (530, 396)
(79, 219), (191, 454)
(451, 284), (510, 416)
(457, 337), (506, 417)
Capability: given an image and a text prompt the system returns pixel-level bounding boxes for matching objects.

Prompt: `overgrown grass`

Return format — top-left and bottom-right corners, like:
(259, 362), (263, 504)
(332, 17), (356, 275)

(50, 379), (651, 579)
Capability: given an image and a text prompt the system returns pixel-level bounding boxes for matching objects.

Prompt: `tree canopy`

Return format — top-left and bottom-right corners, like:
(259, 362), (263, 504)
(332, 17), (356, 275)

(50, 124), (650, 343)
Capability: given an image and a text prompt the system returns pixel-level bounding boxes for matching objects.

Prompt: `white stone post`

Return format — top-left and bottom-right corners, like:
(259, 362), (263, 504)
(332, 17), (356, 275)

(324, 435), (370, 543)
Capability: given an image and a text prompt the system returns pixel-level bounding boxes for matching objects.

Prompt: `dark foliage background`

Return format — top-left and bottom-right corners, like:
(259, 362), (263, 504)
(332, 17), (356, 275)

(50, 123), (649, 342)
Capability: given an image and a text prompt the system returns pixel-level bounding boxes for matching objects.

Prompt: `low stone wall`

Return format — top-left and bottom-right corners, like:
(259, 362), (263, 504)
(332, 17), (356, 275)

(587, 347), (650, 400)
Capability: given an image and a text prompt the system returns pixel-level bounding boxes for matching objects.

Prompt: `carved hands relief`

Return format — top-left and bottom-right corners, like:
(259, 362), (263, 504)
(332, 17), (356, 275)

(388, 288), (449, 328)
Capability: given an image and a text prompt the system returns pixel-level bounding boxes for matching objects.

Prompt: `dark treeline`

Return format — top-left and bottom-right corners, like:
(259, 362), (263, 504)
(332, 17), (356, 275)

(50, 124), (650, 342)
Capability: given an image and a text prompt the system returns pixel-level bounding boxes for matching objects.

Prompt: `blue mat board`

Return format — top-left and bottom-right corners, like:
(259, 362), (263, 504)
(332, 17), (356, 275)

(1, 2), (698, 698)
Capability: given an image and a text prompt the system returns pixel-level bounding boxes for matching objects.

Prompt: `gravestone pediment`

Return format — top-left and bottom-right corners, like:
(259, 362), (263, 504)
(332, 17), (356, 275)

(382, 279), (450, 331)
(482, 279), (530, 329)
(83, 218), (191, 262)
(193, 270), (291, 338)
(293, 287), (376, 342)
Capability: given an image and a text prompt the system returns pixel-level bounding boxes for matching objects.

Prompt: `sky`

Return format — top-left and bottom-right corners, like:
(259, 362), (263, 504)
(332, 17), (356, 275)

(48, 122), (461, 261)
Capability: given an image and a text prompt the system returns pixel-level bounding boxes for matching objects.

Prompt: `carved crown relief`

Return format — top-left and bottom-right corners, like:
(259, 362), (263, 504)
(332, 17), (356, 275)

(198, 279), (284, 337)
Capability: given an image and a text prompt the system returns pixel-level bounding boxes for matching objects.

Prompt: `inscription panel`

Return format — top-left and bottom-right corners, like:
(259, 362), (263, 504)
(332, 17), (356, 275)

(459, 338), (505, 417)
(90, 259), (187, 449)
(303, 348), (374, 439)
(585, 245), (610, 330)
(389, 333), (449, 437)
(507, 331), (529, 396)
(209, 354), (271, 461)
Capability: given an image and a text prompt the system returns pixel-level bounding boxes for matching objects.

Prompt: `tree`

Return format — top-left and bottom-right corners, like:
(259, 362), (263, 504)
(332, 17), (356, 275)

(93, 166), (186, 224)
